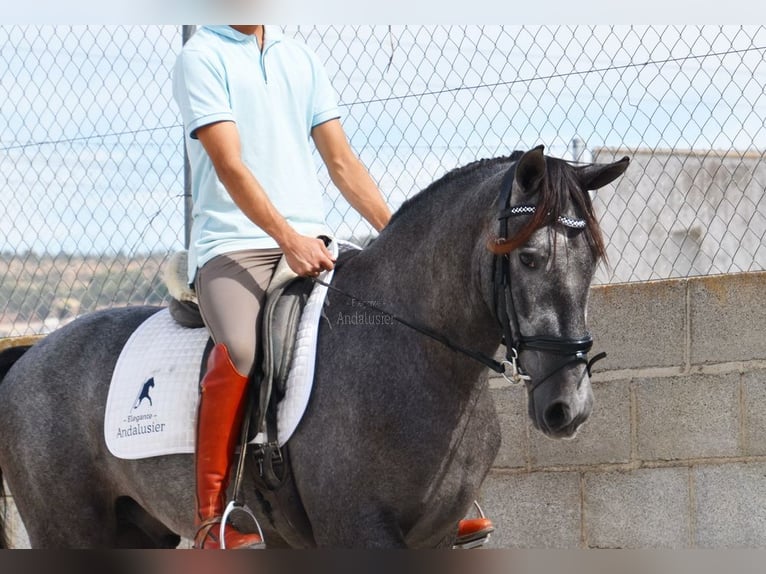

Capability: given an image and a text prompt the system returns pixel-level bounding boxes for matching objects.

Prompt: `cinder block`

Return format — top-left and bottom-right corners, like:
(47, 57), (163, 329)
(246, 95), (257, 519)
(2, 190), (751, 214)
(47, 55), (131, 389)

(481, 470), (581, 548)
(530, 380), (631, 467)
(490, 386), (527, 468)
(588, 279), (686, 371)
(584, 467), (690, 548)
(743, 371), (766, 455)
(694, 463), (766, 547)
(689, 272), (766, 364)
(635, 373), (740, 461)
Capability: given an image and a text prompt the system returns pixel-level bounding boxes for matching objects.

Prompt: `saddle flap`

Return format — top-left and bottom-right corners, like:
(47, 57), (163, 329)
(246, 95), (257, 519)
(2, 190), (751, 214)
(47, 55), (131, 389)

(262, 277), (314, 400)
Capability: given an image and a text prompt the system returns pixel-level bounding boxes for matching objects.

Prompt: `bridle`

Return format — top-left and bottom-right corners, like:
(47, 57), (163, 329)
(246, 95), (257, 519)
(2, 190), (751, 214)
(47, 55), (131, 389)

(492, 163), (606, 393)
(312, 160), (605, 393)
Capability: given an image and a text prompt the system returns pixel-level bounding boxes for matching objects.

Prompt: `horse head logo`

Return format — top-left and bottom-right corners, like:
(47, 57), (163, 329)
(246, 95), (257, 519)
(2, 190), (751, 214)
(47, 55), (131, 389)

(133, 377), (155, 409)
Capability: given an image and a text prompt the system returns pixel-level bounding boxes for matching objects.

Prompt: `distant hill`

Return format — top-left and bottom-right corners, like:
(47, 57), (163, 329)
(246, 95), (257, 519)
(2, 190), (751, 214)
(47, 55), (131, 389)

(0, 252), (172, 337)
(0, 237), (380, 338)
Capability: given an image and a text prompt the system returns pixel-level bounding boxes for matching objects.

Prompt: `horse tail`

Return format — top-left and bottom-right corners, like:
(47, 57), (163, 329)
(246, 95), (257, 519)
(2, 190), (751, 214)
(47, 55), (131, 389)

(0, 345), (32, 384)
(0, 344), (33, 549)
(0, 466), (7, 548)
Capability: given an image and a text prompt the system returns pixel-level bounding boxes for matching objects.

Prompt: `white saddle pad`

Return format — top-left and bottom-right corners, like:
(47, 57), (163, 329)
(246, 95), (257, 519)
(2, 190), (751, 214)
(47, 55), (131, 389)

(104, 241), (344, 460)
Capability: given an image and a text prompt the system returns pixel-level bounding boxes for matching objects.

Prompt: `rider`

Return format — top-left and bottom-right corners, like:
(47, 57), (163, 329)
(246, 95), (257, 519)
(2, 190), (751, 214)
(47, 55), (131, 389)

(173, 24), (493, 549)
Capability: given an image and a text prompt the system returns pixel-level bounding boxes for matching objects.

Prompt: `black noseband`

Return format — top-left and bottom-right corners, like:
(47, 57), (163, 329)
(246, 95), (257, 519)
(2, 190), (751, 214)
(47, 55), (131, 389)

(520, 335), (593, 355)
(520, 335), (607, 394)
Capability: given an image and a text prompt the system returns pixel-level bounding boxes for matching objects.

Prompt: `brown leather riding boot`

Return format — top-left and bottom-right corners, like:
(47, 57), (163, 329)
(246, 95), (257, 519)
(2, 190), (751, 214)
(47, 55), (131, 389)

(193, 343), (263, 550)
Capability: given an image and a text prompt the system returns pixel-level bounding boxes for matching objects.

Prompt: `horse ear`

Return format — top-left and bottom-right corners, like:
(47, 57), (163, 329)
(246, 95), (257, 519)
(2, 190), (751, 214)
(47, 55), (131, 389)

(514, 145), (546, 195)
(578, 156), (630, 190)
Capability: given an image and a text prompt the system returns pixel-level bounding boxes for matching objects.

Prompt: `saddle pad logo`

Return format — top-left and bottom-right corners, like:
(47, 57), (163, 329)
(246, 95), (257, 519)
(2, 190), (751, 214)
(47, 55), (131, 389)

(133, 376), (155, 409)
(115, 376), (168, 439)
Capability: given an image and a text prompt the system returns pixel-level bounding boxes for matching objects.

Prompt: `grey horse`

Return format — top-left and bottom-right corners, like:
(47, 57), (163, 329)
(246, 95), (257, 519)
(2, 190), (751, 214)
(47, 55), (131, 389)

(0, 147), (628, 548)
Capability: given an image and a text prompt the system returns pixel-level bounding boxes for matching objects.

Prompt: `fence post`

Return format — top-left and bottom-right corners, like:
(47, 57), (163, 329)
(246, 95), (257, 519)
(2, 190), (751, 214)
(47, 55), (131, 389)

(182, 25), (196, 249)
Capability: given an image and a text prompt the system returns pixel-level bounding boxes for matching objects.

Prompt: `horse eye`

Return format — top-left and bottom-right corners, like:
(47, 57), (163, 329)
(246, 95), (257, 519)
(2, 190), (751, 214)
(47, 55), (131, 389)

(519, 252), (536, 268)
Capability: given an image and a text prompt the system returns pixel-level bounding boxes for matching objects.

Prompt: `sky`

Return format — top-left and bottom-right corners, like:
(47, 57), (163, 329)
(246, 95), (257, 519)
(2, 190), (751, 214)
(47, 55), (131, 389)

(0, 0), (759, 26)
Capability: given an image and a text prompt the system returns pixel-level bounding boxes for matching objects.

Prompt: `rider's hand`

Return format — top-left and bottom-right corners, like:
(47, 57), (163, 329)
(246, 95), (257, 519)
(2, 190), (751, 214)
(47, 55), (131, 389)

(280, 233), (335, 278)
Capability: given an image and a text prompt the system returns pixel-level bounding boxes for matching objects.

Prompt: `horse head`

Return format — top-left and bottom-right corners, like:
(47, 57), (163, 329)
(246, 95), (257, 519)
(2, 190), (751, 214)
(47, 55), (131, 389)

(491, 146), (629, 438)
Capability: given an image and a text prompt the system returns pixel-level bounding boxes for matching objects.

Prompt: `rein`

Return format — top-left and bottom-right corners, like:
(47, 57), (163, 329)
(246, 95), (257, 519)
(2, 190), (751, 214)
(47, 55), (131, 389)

(312, 277), (507, 375)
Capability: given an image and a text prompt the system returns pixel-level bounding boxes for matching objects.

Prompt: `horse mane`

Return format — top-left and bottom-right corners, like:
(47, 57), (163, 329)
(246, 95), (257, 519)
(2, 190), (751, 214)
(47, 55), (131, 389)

(388, 151), (606, 261)
(388, 152), (523, 225)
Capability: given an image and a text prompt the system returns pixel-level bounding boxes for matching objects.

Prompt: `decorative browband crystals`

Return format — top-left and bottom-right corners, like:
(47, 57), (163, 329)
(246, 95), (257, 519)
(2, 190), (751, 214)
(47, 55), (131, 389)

(502, 205), (587, 229)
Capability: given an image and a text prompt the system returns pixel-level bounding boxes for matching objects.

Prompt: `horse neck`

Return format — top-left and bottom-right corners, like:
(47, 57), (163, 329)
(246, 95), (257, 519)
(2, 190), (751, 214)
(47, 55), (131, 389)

(345, 182), (501, 365)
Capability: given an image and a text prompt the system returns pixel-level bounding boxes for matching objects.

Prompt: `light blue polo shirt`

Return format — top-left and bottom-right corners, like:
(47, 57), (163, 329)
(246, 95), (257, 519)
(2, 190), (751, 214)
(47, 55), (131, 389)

(172, 25), (340, 283)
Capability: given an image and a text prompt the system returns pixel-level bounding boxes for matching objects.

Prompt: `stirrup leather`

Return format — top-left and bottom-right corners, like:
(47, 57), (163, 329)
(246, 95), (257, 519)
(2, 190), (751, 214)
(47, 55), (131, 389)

(194, 517), (224, 549)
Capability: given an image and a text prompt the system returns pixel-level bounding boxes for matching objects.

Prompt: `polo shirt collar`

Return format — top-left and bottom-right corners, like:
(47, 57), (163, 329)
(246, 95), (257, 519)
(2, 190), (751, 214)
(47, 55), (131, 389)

(204, 25), (283, 48)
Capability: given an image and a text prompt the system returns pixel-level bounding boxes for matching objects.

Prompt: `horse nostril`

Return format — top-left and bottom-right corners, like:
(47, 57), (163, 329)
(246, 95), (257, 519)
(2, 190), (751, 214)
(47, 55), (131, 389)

(544, 401), (572, 431)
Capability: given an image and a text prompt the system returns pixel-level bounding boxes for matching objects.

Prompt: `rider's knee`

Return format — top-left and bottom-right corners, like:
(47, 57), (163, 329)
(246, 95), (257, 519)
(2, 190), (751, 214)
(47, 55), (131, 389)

(224, 340), (256, 377)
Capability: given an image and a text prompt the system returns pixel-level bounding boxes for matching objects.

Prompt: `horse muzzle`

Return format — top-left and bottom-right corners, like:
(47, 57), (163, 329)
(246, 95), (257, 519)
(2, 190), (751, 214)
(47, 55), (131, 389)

(525, 358), (594, 439)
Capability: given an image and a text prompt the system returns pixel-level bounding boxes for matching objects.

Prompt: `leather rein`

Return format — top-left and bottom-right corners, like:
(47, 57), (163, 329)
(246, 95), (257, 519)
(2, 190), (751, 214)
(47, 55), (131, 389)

(313, 162), (606, 393)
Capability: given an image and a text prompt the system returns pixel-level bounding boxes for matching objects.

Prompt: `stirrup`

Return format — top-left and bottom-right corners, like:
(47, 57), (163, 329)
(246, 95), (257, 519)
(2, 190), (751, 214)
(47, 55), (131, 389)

(452, 501), (493, 550)
(219, 499), (266, 550)
(194, 502), (266, 550)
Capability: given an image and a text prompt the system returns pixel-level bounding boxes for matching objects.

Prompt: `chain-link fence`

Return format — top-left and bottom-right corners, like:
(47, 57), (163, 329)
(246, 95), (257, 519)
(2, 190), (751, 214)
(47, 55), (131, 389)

(2, 25), (766, 337)
(0, 26), (183, 337)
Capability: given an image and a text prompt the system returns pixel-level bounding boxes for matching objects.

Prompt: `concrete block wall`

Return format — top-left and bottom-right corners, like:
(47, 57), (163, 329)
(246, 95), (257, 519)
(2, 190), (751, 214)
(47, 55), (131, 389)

(483, 271), (766, 548)
(3, 272), (766, 548)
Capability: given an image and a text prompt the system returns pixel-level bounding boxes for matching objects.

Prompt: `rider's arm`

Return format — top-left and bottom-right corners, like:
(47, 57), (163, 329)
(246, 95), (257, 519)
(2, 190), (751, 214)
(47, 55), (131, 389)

(312, 119), (391, 232)
(195, 120), (334, 275)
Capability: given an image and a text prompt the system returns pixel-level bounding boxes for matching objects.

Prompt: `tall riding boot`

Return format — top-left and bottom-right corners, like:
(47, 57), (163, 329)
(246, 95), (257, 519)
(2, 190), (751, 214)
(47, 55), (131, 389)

(193, 343), (263, 549)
